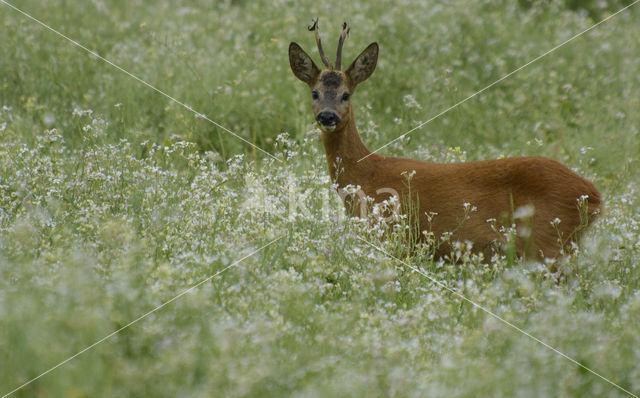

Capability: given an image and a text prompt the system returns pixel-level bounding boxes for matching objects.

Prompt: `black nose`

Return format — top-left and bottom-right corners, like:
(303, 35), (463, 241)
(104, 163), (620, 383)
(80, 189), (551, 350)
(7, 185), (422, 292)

(316, 111), (340, 126)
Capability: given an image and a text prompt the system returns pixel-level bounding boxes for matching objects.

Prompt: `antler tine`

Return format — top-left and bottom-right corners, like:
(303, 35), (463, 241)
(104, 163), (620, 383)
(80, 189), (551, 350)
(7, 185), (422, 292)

(308, 18), (333, 70)
(335, 22), (350, 70)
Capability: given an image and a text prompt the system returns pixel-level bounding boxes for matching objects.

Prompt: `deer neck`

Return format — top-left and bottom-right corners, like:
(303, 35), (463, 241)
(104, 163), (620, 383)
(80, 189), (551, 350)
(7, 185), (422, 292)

(321, 105), (373, 185)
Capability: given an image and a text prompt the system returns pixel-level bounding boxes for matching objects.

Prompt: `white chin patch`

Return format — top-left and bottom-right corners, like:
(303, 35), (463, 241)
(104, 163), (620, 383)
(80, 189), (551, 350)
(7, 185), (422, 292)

(320, 124), (336, 132)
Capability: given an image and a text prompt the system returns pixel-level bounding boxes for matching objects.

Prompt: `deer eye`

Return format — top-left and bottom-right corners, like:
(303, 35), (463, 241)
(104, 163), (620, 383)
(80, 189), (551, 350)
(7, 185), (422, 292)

(312, 91), (319, 100)
(341, 93), (350, 102)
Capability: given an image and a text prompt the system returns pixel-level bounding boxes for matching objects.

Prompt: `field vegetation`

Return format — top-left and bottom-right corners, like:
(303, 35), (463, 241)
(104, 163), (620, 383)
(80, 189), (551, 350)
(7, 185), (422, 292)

(1, 0), (639, 396)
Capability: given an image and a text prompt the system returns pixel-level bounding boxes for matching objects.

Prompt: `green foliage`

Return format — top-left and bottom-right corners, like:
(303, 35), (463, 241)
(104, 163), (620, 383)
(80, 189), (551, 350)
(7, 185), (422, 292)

(518, 0), (636, 20)
(1, 0), (639, 397)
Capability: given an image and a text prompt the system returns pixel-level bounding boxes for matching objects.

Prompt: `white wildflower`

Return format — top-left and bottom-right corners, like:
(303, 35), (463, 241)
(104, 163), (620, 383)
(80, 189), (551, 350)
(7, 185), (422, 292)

(403, 94), (422, 109)
(43, 113), (56, 126)
(514, 204), (535, 219)
(517, 226), (531, 238)
(73, 108), (93, 117)
(463, 202), (478, 212)
(88, 171), (106, 181)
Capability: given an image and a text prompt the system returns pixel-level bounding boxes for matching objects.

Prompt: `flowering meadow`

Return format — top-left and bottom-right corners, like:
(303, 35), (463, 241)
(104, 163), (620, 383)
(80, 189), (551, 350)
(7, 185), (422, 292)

(1, 0), (639, 396)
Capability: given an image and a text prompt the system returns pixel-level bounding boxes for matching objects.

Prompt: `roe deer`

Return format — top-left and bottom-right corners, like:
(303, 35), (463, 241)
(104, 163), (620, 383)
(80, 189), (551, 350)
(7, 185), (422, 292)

(289, 20), (601, 260)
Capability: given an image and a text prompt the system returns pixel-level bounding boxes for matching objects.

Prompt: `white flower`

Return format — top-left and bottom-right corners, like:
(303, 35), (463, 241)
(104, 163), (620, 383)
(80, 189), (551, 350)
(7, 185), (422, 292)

(514, 204), (535, 219)
(342, 184), (361, 195)
(401, 170), (416, 179)
(45, 128), (62, 142)
(73, 108), (93, 117)
(402, 94), (422, 109)
(517, 226), (531, 238)
(462, 202), (478, 212)
(88, 171), (106, 181)
(43, 113), (56, 126)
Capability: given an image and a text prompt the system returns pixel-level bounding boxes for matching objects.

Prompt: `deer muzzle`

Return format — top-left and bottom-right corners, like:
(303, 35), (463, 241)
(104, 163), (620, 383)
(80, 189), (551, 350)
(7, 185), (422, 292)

(316, 111), (340, 131)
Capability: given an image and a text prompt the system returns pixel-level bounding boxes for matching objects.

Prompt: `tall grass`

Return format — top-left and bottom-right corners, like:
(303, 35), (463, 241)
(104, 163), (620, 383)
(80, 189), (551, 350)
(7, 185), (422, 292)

(1, 0), (639, 396)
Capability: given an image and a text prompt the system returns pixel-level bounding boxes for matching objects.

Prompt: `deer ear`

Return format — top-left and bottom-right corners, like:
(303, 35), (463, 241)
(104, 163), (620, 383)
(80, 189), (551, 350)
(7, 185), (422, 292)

(345, 42), (378, 87)
(289, 42), (320, 86)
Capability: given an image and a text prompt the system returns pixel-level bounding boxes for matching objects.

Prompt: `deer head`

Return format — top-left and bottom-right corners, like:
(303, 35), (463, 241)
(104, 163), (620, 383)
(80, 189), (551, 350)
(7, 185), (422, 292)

(289, 19), (378, 132)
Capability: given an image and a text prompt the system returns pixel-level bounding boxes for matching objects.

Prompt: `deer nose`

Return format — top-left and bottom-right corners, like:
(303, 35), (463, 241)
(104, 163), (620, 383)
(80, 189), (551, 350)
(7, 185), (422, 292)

(316, 111), (340, 126)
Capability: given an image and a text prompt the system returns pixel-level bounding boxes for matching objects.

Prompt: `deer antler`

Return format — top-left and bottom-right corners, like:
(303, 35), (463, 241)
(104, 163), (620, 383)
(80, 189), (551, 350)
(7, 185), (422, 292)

(335, 22), (350, 70)
(308, 18), (333, 70)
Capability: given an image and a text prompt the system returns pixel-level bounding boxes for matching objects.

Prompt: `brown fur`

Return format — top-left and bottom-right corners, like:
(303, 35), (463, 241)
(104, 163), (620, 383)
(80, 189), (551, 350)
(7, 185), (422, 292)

(289, 40), (601, 260)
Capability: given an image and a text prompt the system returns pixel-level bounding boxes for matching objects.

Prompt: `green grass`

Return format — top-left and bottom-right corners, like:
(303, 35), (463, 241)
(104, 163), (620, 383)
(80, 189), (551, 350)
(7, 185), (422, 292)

(1, 0), (639, 396)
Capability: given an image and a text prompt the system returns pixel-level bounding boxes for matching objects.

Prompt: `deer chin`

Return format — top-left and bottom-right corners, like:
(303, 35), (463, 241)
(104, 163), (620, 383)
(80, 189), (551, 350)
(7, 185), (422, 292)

(319, 123), (337, 132)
